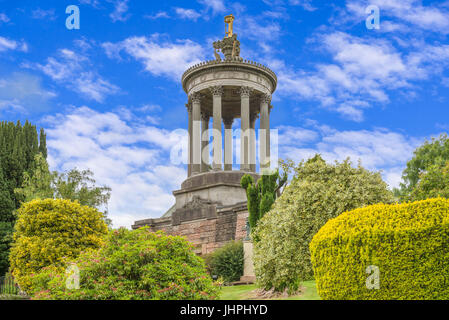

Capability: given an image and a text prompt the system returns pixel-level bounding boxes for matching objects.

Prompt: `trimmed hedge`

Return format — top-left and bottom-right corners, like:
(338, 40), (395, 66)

(310, 198), (449, 300)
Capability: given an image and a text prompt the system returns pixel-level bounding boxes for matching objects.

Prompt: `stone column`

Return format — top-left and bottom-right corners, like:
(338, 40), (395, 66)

(186, 103), (193, 177)
(210, 86), (223, 171)
(191, 92), (202, 175)
(239, 86), (252, 171)
(201, 112), (210, 172)
(223, 117), (234, 171)
(250, 112), (258, 173)
(260, 93), (271, 171)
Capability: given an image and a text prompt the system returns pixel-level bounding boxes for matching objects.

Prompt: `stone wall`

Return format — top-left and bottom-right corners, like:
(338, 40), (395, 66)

(133, 202), (249, 255)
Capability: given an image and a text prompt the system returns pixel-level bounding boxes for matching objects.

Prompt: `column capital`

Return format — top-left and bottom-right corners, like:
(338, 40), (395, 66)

(209, 85), (224, 97)
(260, 93), (272, 104)
(190, 92), (203, 104)
(223, 117), (234, 127)
(239, 86), (253, 98)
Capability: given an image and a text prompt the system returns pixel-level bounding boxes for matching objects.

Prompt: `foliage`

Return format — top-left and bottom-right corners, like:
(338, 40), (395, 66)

(0, 121), (47, 209)
(241, 170), (287, 230)
(205, 241), (244, 283)
(310, 198), (449, 300)
(14, 159), (112, 224)
(9, 199), (108, 293)
(0, 121), (47, 275)
(406, 161), (449, 201)
(0, 168), (16, 274)
(14, 153), (54, 203)
(29, 228), (221, 300)
(396, 133), (449, 200)
(53, 168), (111, 216)
(253, 155), (395, 293)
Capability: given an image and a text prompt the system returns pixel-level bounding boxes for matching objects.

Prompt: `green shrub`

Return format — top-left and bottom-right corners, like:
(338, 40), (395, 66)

(205, 241), (244, 283)
(30, 228), (221, 300)
(9, 199), (108, 293)
(310, 198), (449, 300)
(253, 155), (394, 293)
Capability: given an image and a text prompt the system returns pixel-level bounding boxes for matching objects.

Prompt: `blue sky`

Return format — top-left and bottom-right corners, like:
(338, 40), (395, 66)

(1, 0), (448, 227)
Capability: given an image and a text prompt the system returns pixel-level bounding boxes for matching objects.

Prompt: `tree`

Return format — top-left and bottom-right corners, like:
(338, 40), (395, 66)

(0, 167), (15, 275)
(14, 156), (112, 224)
(396, 133), (449, 200)
(14, 153), (54, 203)
(53, 169), (111, 213)
(241, 169), (287, 231)
(0, 121), (46, 275)
(9, 199), (108, 293)
(253, 155), (395, 293)
(407, 161), (449, 201)
(38, 128), (47, 159)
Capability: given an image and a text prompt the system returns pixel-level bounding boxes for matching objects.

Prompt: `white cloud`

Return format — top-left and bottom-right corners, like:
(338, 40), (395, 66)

(198, 0), (226, 15)
(175, 8), (201, 21)
(345, 0), (449, 34)
(269, 30), (449, 121)
(32, 8), (57, 20)
(0, 13), (9, 23)
(0, 36), (28, 52)
(44, 106), (188, 228)
(29, 47), (119, 102)
(277, 124), (423, 189)
(109, 0), (130, 22)
(102, 35), (205, 81)
(144, 11), (170, 20)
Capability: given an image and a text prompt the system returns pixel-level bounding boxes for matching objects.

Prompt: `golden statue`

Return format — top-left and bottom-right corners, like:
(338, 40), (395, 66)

(224, 14), (235, 38)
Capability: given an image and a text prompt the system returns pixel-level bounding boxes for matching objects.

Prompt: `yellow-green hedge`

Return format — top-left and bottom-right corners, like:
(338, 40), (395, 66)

(310, 198), (449, 300)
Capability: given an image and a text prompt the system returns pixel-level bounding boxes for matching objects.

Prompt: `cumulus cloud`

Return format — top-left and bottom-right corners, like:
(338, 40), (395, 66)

(344, 0), (449, 34)
(102, 34), (205, 80)
(43, 106), (188, 228)
(109, 0), (130, 22)
(269, 29), (449, 121)
(0, 36), (28, 52)
(175, 8), (201, 21)
(277, 124), (423, 188)
(27, 47), (119, 102)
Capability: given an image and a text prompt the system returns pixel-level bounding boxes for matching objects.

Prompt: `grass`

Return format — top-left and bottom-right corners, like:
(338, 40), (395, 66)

(219, 280), (320, 300)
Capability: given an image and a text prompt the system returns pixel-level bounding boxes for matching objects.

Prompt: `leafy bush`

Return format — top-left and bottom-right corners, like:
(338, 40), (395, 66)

(205, 241), (244, 283)
(310, 198), (449, 300)
(9, 199), (108, 293)
(253, 155), (394, 293)
(29, 228), (221, 300)
(407, 161), (449, 201)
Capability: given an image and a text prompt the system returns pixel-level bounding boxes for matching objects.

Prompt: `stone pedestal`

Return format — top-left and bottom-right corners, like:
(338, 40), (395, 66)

(240, 240), (256, 283)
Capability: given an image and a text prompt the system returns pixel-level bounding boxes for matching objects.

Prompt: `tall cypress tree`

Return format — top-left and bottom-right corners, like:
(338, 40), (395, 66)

(0, 121), (47, 275)
(39, 128), (47, 159)
(0, 167), (16, 275)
